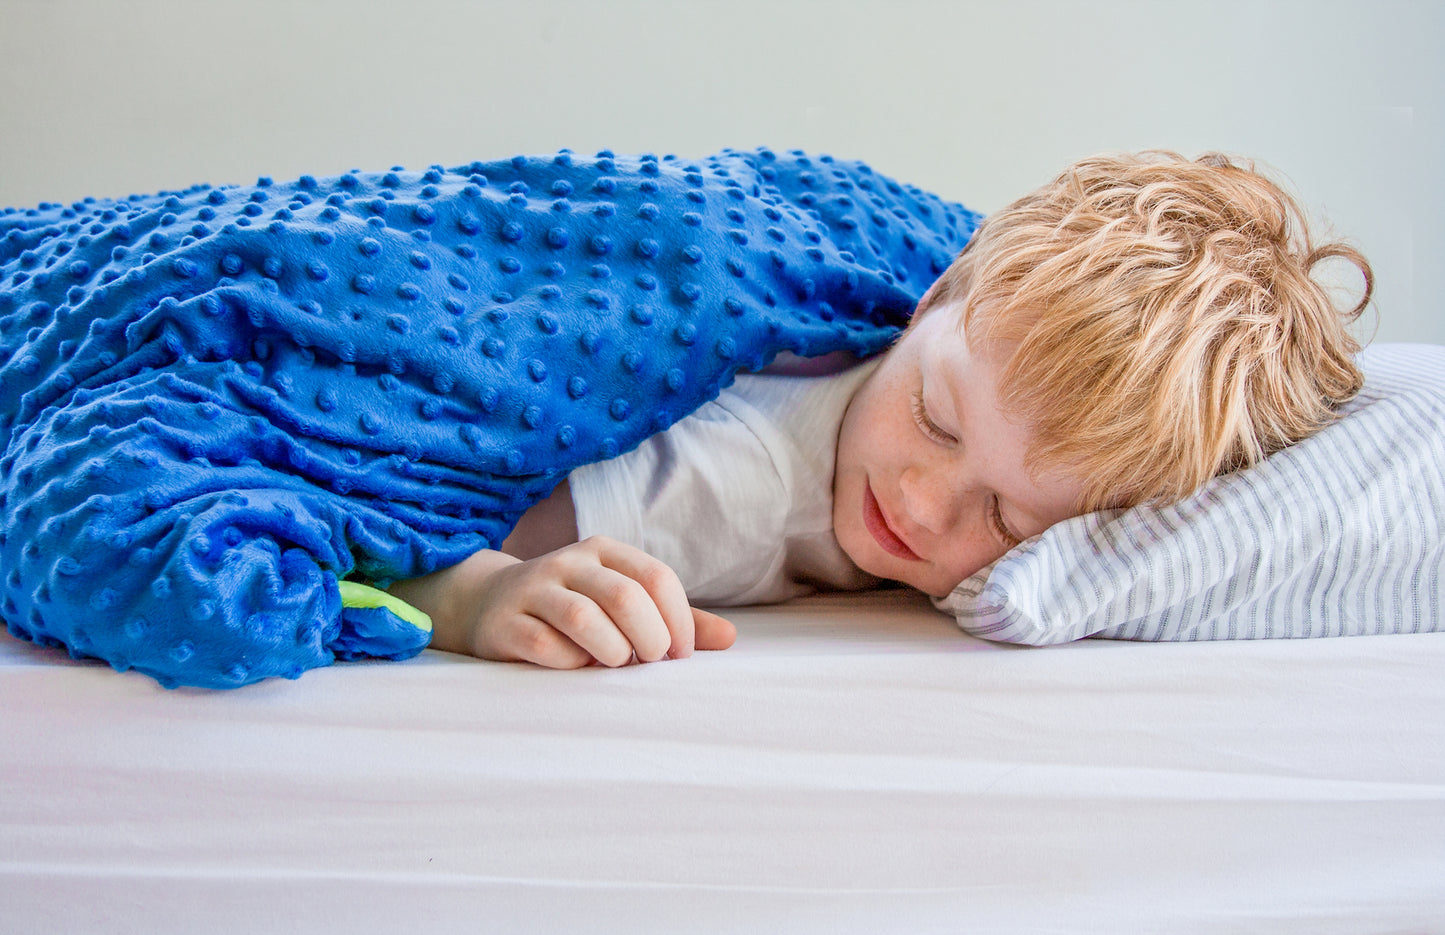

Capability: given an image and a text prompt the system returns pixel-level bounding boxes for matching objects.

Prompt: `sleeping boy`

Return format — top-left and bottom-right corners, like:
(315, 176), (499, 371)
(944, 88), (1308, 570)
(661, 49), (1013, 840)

(0, 147), (1370, 686)
(388, 151), (1371, 669)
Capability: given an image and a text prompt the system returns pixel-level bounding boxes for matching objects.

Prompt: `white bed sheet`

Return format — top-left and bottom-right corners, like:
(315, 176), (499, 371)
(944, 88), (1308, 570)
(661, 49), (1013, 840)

(3, 590), (1442, 934)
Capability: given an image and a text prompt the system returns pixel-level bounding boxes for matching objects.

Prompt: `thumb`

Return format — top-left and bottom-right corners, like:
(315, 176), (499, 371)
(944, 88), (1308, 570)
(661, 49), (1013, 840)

(691, 607), (737, 652)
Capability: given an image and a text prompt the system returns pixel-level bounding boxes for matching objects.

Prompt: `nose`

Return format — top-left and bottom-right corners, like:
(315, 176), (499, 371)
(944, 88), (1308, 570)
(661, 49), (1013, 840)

(898, 461), (973, 536)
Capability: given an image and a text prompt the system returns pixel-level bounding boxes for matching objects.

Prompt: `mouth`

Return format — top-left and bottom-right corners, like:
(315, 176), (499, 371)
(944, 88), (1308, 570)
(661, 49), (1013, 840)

(863, 481), (921, 562)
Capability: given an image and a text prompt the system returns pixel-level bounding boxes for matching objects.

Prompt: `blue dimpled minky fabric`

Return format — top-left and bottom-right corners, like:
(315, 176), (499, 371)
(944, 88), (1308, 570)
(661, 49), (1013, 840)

(0, 148), (980, 688)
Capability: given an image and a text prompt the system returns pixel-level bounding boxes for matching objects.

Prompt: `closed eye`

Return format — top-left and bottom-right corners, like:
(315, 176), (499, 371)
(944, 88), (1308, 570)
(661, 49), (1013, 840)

(988, 495), (1023, 550)
(910, 389), (957, 445)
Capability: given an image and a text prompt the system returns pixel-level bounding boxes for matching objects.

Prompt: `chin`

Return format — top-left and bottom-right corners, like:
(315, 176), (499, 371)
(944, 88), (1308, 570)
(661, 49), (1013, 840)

(920, 580), (957, 599)
(890, 563), (959, 599)
(856, 544), (924, 593)
(837, 521), (887, 581)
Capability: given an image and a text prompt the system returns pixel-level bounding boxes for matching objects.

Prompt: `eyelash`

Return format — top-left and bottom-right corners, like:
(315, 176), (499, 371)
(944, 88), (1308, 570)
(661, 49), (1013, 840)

(912, 390), (1021, 548)
(910, 389), (956, 445)
(989, 496), (1022, 549)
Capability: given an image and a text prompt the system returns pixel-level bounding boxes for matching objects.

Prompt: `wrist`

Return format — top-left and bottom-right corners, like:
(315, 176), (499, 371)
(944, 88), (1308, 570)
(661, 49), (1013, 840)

(388, 549), (521, 656)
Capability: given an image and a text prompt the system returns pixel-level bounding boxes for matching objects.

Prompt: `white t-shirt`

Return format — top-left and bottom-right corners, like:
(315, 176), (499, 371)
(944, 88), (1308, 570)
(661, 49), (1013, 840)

(569, 362), (881, 605)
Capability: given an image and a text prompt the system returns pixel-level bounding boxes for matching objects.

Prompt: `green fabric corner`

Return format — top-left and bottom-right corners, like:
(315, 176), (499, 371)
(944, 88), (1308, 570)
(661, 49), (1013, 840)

(338, 581), (433, 633)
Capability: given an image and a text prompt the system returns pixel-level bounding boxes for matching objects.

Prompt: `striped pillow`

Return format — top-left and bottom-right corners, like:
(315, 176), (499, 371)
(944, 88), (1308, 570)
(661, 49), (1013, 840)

(934, 343), (1445, 643)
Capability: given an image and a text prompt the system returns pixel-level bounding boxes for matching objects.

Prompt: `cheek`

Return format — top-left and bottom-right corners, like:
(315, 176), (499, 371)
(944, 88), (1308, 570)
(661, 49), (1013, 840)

(857, 385), (909, 449)
(836, 394), (887, 473)
(920, 524), (1010, 595)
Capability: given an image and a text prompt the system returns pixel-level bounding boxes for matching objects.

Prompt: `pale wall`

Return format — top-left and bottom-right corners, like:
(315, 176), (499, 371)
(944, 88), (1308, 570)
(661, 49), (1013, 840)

(3, 0), (1439, 343)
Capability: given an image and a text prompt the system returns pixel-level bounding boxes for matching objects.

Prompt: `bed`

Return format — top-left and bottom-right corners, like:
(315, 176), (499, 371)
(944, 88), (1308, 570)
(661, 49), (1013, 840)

(3, 588), (1443, 933)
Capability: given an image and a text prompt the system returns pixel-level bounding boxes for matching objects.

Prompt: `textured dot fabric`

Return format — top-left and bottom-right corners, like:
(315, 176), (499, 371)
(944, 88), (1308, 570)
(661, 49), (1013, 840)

(0, 148), (980, 688)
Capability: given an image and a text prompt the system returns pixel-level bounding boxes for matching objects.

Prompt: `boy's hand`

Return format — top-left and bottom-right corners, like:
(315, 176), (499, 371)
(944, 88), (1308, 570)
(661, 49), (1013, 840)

(392, 537), (736, 669)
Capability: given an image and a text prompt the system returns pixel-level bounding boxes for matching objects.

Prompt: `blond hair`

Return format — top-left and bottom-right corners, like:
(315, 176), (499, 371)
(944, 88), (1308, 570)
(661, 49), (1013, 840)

(920, 151), (1371, 513)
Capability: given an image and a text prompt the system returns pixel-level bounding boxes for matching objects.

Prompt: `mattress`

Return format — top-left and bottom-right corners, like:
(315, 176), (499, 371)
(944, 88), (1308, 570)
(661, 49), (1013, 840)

(3, 589), (1443, 933)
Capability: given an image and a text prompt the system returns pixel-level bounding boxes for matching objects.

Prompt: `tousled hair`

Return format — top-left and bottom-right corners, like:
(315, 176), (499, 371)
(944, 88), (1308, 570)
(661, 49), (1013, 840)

(919, 151), (1371, 513)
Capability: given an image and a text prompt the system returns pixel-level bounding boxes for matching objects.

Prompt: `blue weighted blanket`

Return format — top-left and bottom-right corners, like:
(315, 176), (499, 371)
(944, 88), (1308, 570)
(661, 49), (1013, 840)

(0, 148), (979, 688)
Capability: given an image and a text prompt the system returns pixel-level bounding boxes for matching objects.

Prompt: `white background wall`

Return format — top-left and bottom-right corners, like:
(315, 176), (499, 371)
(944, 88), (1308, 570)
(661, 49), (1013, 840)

(3, 0), (1439, 344)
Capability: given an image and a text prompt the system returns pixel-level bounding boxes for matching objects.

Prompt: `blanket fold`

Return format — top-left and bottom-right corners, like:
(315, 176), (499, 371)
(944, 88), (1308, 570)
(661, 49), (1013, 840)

(0, 147), (978, 687)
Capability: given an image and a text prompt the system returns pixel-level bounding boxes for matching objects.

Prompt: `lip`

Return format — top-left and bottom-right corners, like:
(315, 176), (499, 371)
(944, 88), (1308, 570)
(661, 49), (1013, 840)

(863, 481), (922, 562)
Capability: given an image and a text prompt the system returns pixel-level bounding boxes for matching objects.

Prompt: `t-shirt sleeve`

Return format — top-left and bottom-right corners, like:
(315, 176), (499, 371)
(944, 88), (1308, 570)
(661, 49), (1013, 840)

(568, 396), (793, 605)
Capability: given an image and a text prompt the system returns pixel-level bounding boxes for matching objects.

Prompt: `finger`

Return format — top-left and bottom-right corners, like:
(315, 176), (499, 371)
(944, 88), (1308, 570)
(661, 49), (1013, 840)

(531, 583), (639, 668)
(692, 608), (737, 652)
(590, 542), (695, 660)
(487, 613), (596, 670)
(563, 562), (673, 663)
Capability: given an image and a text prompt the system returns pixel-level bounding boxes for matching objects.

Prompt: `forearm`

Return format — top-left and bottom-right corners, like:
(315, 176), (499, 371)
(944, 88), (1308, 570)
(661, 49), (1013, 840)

(500, 477), (578, 560)
(385, 478), (735, 665)
(390, 478), (577, 656)
(387, 533), (736, 665)
(387, 549), (520, 656)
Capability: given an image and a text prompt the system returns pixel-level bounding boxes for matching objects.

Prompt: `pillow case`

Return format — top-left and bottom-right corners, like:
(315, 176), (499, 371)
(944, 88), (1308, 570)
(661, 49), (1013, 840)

(935, 343), (1445, 643)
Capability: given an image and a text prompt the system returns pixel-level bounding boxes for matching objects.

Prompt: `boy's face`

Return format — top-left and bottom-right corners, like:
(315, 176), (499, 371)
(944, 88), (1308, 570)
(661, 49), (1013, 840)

(832, 303), (1087, 597)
